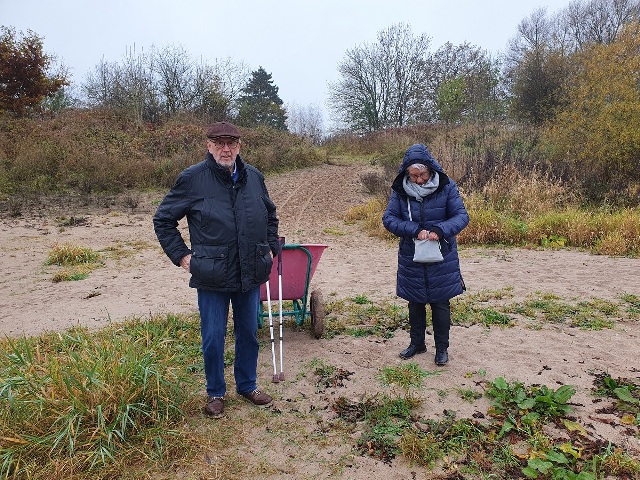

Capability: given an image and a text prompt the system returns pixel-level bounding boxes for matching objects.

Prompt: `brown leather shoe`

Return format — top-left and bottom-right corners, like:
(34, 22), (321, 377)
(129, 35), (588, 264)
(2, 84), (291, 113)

(203, 396), (224, 418)
(240, 389), (272, 406)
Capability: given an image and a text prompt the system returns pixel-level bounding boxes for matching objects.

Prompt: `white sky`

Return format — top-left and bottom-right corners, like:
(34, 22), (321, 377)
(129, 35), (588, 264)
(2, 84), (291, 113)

(1, 0), (574, 122)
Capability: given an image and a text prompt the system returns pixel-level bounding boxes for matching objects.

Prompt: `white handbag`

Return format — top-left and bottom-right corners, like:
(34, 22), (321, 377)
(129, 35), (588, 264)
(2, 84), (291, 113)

(408, 198), (443, 264)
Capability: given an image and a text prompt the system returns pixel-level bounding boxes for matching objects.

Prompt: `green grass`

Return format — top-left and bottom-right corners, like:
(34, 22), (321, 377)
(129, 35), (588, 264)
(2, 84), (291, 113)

(323, 297), (408, 339)
(319, 289), (632, 340)
(378, 362), (439, 396)
(45, 243), (103, 282)
(0, 313), (202, 478)
(500, 292), (621, 330)
(1, 289), (639, 479)
(0, 306), (640, 480)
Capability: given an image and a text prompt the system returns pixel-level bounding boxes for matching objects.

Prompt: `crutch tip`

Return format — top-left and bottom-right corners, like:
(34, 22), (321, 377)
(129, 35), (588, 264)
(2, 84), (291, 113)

(279, 372), (285, 381)
(272, 374), (280, 383)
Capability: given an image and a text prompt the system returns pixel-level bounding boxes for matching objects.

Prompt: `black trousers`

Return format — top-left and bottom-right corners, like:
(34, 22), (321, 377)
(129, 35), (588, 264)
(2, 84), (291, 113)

(408, 300), (450, 351)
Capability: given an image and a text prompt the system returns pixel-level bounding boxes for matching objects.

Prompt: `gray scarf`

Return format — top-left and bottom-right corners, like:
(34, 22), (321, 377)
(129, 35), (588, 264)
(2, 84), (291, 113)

(403, 171), (439, 201)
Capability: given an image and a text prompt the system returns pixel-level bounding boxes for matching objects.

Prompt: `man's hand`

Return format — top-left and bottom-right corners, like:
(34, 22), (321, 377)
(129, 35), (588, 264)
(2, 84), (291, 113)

(180, 254), (191, 273)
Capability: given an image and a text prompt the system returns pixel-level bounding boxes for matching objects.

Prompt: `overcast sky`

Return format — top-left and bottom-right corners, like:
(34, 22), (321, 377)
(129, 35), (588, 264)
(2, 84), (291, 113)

(2, 0), (575, 123)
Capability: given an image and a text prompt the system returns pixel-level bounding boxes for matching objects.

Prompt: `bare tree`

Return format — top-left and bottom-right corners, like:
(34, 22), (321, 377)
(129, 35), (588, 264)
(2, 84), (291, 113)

(503, 8), (569, 124)
(212, 57), (250, 117)
(192, 63), (229, 120)
(328, 23), (430, 133)
(83, 50), (156, 122)
(82, 45), (244, 123)
(562, 0), (640, 48)
(83, 57), (115, 106)
(153, 45), (196, 114)
(286, 102), (324, 143)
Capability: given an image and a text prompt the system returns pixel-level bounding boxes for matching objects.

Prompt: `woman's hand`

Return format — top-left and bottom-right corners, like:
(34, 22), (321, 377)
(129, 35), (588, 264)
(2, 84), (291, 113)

(418, 230), (439, 241)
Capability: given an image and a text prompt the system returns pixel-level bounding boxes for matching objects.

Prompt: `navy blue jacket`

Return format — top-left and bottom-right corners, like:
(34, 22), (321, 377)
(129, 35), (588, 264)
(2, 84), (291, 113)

(382, 144), (469, 304)
(153, 153), (279, 293)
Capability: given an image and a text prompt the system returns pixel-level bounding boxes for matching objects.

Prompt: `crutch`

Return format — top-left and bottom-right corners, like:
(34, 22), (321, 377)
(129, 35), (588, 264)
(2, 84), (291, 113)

(264, 280), (279, 383)
(276, 237), (285, 381)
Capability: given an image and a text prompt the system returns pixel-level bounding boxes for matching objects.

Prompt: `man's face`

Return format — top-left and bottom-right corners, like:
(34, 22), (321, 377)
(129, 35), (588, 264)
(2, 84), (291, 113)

(207, 136), (241, 171)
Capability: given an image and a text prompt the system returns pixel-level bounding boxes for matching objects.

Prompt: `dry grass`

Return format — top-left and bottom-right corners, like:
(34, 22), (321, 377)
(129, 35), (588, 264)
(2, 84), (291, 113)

(349, 164), (640, 257)
(45, 243), (101, 266)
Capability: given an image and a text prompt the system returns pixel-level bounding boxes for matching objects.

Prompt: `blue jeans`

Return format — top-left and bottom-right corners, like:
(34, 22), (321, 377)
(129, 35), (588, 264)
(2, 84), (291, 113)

(197, 287), (260, 397)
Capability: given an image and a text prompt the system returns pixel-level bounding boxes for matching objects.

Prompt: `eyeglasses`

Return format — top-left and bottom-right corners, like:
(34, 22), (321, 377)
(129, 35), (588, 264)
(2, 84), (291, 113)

(408, 171), (431, 182)
(209, 138), (239, 149)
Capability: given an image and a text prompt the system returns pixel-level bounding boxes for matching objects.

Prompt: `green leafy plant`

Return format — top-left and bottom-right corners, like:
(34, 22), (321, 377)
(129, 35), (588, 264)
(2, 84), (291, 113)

(539, 234), (567, 248)
(352, 294), (370, 304)
(457, 388), (483, 402)
(486, 377), (576, 437)
(621, 293), (640, 316)
(523, 444), (598, 479)
(480, 308), (512, 326)
(592, 372), (640, 410)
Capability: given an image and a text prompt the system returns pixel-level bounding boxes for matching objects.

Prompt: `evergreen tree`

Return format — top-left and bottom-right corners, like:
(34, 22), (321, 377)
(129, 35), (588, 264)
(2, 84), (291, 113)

(236, 66), (287, 130)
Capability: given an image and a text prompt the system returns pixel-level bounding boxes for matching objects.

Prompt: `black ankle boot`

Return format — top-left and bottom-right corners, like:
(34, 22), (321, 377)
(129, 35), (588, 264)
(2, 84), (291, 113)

(435, 349), (449, 366)
(399, 344), (427, 359)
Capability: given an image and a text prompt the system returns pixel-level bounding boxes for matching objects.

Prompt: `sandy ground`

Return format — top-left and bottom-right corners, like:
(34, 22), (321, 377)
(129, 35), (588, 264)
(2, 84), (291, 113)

(1, 163), (639, 477)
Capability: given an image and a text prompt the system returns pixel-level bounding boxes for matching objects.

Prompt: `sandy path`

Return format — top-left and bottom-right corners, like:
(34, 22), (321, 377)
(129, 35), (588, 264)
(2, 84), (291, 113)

(1, 163), (638, 336)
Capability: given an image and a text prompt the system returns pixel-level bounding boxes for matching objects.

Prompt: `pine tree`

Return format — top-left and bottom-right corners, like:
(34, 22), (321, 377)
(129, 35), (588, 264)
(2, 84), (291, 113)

(236, 66), (287, 130)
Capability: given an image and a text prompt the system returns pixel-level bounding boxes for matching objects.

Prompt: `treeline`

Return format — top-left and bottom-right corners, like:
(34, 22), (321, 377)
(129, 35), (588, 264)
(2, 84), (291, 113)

(329, 0), (640, 130)
(0, 0), (639, 206)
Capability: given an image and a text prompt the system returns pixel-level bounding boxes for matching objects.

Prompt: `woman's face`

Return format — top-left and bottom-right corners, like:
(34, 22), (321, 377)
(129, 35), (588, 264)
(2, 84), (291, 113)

(407, 166), (432, 185)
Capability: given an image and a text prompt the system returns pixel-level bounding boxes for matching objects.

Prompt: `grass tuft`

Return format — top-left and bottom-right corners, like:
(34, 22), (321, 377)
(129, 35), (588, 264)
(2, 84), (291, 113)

(46, 243), (101, 266)
(0, 313), (202, 478)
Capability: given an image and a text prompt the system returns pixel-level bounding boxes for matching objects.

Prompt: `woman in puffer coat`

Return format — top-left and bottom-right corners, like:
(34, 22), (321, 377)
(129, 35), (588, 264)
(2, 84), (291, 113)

(382, 144), (469, 366)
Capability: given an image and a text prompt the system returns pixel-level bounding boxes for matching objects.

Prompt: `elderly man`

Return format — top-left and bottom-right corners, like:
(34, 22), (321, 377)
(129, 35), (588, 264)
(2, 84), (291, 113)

(154, 121), (280, 418)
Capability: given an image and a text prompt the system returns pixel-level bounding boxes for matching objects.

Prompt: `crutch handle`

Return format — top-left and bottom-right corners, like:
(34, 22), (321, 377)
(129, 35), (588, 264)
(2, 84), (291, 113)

(277, 236), (284, 273)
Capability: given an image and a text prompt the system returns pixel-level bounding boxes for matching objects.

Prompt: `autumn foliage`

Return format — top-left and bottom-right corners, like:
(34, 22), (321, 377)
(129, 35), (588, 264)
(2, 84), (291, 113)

(543, 21), (640, 201)
(0, 27), (67, 116)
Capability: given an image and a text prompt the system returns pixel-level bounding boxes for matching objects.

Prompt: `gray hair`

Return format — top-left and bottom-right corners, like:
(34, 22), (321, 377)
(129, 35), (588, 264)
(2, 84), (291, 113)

(407, 163), (429, 172)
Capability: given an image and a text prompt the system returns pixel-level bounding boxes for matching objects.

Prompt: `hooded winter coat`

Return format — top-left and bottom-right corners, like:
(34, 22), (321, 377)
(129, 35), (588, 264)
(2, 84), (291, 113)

(382, 144), (469, 304)
(153, 153), (279, 293)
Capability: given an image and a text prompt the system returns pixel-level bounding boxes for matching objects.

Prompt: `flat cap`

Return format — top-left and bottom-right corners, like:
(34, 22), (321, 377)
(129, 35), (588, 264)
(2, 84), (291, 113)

(206, 121), (241, 139)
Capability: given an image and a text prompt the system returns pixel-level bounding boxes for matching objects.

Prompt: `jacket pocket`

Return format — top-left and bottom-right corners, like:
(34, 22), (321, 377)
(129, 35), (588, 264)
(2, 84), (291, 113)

(254, 242), (273, 284)
(190, 245), (229, 287)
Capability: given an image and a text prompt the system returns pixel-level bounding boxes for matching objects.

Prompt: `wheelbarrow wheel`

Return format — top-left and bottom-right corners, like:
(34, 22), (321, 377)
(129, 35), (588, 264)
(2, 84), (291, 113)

(310, 289), (325, 339)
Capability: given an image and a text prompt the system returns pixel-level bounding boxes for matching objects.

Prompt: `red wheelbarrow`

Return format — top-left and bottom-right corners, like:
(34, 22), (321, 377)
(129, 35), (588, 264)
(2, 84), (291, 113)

(258, 243), (327, 339)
